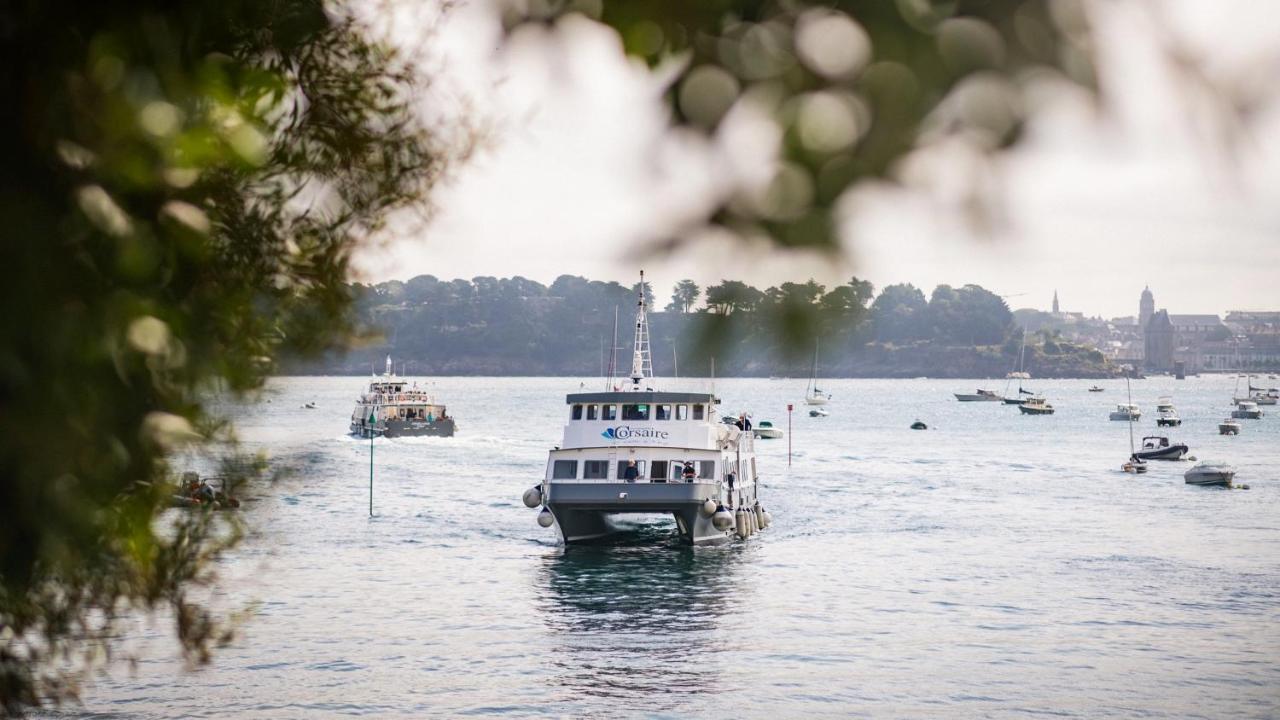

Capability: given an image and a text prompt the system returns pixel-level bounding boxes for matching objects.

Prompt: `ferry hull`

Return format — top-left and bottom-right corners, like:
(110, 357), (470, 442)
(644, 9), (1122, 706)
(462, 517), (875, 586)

(351, 418), (457, 438)
(546, 482), (733, 546)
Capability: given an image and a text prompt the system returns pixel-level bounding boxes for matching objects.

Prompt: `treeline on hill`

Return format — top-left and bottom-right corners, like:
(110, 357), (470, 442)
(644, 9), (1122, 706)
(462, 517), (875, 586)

(285, 275), (1117, 378)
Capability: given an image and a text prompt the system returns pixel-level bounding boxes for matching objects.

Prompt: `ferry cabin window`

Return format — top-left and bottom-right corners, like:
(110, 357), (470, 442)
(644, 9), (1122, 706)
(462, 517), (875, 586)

(552, 460), (578, 479)
(655, 404), (672, 420)
(586, 404), (598, 420)
(650, 460), (668, 481)
(692, 404), (705, 420)
(571, 404), (583, 420)
(617, 460), (646, 480)
(622, 404), (650, 420)
(602, 405), (618, 421)
(583, 460), (609, 479)
(676, 405), (688, 420)
(698, 461), (715, 479)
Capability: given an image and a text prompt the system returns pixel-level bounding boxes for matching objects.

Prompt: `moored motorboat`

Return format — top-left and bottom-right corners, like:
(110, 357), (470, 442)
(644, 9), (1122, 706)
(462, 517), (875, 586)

(526, 272), (769, 546)
(1184, 462), (1236, 487)
(809, 408), (829, 417)
(1088, 385), (1104, 392)
(753, 421), (784, 439)
(1155, 397), (1181, 427)
(349, 357), (455, 438)
(1231, 401), (1263, 419)
(955, 389), (1003, 402)
(910, 420), (928, 430)
(1132, 435), (1189, 461)
(1109, 403), (1141, 421)
(1018, 396), (1054, 415)
(1218, 418), (1241, 435)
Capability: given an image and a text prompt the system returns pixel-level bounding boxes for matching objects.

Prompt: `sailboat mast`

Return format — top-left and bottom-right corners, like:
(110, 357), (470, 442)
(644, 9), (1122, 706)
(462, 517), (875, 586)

(1126, 375), (1136, 457)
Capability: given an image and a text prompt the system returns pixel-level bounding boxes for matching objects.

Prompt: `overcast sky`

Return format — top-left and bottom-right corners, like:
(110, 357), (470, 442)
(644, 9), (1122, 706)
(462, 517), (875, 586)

(355, 1), (1280, 320)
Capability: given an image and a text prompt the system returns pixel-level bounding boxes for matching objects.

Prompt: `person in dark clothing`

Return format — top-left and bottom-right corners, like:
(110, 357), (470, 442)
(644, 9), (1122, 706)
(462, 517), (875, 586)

(681, 462), (696, 482)
(623, 460), (639, 482)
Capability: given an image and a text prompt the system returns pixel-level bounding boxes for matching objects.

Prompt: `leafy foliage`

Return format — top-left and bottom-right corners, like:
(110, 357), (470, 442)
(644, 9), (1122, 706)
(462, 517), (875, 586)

(505, 0), (1096, 253)
(0, 0), (460, 710)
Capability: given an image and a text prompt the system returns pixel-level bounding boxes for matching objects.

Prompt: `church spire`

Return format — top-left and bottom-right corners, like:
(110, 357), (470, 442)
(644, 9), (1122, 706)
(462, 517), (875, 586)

(1052, 290), (1059, 314)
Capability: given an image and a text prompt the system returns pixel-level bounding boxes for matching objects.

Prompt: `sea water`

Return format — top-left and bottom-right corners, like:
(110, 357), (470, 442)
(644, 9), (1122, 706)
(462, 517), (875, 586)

(63, 376), (1280, 718)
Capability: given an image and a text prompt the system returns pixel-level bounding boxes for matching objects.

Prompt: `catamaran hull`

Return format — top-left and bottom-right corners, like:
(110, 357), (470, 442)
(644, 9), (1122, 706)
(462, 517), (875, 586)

(546, 482), (735, 546)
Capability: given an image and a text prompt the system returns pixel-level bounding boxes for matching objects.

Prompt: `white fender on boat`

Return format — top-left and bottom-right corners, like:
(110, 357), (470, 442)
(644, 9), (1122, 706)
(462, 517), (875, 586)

(700, 498), (717, 518)
(735, 508), (748, 538)
(753, 503), (765, 528)
(537, 507), (554, 528)
(712, 505), (735, 531)
(762, 510), (772, 528)
(523, 486), (542, 508)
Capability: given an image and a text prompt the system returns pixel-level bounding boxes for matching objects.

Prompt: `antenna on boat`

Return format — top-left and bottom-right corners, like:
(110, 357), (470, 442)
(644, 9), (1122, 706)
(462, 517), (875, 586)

(605, 305), (619, 391)
(629, 270), (653, 388)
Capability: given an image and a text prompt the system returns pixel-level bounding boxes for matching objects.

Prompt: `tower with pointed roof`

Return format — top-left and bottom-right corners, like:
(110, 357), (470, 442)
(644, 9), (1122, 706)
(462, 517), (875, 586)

(1139, 286), (1154, 328)
(1052, 290), (1059, 314)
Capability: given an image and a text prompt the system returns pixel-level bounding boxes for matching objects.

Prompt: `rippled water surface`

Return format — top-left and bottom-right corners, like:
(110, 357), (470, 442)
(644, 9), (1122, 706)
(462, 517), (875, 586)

(66, 376), (1280, 718)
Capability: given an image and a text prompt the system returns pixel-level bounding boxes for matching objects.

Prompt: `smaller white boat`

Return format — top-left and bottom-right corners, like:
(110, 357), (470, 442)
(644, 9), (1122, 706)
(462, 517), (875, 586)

(808, 408), (829, 417)
(1218, 418), (1241, 435)
(1122, 458), (1148, 474)
(753, 420), (784, 439)
(1231, 401), (1263, 420)
(1184, 462), (1236, 487)
(1109, 404), (1141, 421)
(1088, 386), (1104, 392)
(1154, 397), (1180, 427)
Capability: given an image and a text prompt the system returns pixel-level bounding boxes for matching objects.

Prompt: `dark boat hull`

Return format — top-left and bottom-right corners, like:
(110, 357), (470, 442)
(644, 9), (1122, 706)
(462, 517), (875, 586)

(352, 418), (457, 438)
(1133, 444), (1188, 461)
(1019, 405), (1054, 415)
(1156, 418), (1181, 426)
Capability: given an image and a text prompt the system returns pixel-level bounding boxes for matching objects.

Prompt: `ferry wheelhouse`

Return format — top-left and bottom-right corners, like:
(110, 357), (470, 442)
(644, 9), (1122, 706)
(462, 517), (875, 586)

(349, 357), (456, 438)
(523, 273), (769, 545)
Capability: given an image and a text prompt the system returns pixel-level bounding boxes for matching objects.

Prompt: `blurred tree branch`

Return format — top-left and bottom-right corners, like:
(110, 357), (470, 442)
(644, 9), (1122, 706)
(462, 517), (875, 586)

(0, 0), (470, 711)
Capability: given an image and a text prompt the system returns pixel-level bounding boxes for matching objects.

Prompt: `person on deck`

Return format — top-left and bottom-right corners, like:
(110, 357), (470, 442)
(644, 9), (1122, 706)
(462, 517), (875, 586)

(682, 462), (697, 482)
(623, 460), (639, 482)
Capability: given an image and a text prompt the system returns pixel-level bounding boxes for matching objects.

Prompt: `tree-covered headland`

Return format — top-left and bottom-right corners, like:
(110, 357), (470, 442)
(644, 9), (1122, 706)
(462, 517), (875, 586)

(300, 275), (1116, 378)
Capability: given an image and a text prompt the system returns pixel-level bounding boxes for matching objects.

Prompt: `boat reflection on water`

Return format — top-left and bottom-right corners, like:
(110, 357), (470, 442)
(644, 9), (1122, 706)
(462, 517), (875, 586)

(534, 523), (751, 710)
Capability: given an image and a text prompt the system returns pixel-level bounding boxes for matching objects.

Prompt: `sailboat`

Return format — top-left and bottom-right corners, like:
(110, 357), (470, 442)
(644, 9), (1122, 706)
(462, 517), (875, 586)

(1121, 375), (1148, 474)
(804, 340), (832, 406)
(1002, 328), (1033, 404)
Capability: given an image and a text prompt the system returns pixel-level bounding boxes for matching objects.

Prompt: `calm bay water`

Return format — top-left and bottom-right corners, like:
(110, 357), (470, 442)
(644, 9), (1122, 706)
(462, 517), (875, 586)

(67, 376), (1280, 718)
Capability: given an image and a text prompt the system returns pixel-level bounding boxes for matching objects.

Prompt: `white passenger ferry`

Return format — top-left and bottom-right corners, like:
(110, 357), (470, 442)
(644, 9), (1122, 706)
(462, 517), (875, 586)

(348, 357), (456, 438)
(522, 273), (769, 545)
